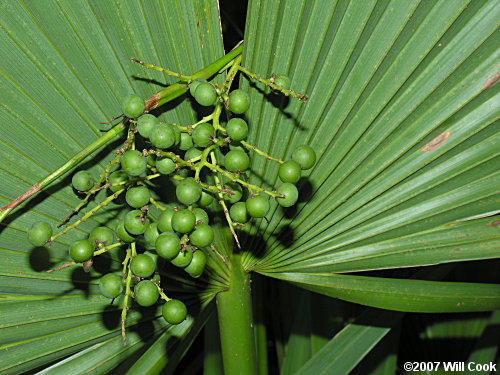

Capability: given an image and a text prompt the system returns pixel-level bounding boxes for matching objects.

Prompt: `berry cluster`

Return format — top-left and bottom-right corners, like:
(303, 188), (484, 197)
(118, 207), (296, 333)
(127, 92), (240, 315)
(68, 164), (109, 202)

(27, 55), (315, 343)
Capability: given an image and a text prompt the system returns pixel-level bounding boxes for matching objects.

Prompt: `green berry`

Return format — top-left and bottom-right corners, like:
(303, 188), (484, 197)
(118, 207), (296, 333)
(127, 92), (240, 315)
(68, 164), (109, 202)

(171, 249), (193, 268)
(122, 94), (145, 119)
(134, 280), (159, 307)
(193, 207), (209, 225)
(157, 209), (175, 232)
(230, 202), (248, 223)
(273, 74), (290, 90)
(121, 150), (147, 177)
(131, 253), (156, 278)
(72, 170), (94, 192)
(89, 226), (114, 248)
(172, 209), (196, 233)
(28, 221), (52, 247)
(246, 196), (269, 218)
(276, 183), (299, 207)
(155, 232), (180, 260)
(184, 250), (207, 278)
(199, 191), (214, 207)
(176, 178), (202, 205)
(292, 145), (316, 170)
(150, 124), (176, 149)
(162, 299), (187, 324)
(194, 82), (217, 106)
(116, 220), (135, 243)
(228, 90), (249, 114)
(99, 273), (123, 299)
(224, 150), (249, 172)
(124, 210), (149, 235)
(189, 78), (207, 97)
(189, 224), (214, 248)
(144, 223), (160, 249)
(156, 158), (175, 175)
(278, 160), (301, 184)
(126, 186), (150, 208)
(179, 133), (194, 151)
(185, 147), (203, 161)
(69, 239), (94, 262)
(108, 170), (129, 192)
(137, 114), (159, 138)
(226, 118), (248, 141)
(224, 182), (243, 203)
(192, 123), (215, 148)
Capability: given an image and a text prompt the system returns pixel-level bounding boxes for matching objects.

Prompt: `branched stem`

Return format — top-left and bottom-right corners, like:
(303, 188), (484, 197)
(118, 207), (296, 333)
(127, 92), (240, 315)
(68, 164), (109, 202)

(131, 57), (192, 82)
(240, 141), (284, 164)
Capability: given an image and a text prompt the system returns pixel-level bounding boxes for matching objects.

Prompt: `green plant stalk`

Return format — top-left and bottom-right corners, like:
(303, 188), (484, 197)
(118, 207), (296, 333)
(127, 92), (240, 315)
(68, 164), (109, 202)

(216, 252), (257, 375)
(0, 43), (244, 224)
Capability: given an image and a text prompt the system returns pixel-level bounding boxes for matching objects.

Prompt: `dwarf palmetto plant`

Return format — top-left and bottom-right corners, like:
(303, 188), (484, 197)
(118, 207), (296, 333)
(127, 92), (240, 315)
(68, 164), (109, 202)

(0, 1), (499, 374)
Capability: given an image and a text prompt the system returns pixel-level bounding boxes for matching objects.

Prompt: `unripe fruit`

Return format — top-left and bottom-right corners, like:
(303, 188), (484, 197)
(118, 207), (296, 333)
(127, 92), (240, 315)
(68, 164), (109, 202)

(150, 124), (176, 149)
(116, 220), (135, 243)
(157, 209), (175, 233)
(276, 183), (299, 207)
(130, 253), (156, 278)
(89, 226), (114, 248)
(224, 150), (249, 172)
(226, 118), (248, 141)
(184, 250), (207, 278)
(246, 196), (269, 218)
(185, 147), (203, 161)
(134, 280), (159, 307)
(179, 133), (194, 150)
(122, 94), (145, 119)
(125, 186), (150, 208)
(72, 170), (94, 192)
(189, 78), (207, 96)
(99, 273), (123, 299)
(172, 209), (196, 233)
(292, 145), (316, 170)
(171, 249), (193, 268)
(189, 224), (214, 248)
(176, 178), (202, 205)
(230, 202), (248, 223)
(137, 114), (159, 138)
(108, 170), (129, 192)
(278, 160), (301, 184)
(199, 191), (214, 207)
(192, 123), (215, 147)
(162, 299), (187, 324)
(156, 158), (175, 175)
(124, 210), (149, 235)
(194, 82), (217, 106)
(193, 207), (209, 225)
(28, 221), (52, 247)
(155, 232), (180, 260)
(121, 150), (147, 176)
(69, 239), (94, 262)
(228, 90), (249, 114)
(144, 223), (160, 250)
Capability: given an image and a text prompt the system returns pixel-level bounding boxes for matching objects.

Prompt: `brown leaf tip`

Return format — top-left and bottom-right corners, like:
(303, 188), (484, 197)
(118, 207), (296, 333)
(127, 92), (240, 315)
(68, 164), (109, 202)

(420, 131), (451, 152)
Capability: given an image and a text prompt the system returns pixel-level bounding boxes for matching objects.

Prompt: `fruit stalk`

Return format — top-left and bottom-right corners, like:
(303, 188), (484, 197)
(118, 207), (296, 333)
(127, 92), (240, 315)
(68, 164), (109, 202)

(216, 252), (258, 375)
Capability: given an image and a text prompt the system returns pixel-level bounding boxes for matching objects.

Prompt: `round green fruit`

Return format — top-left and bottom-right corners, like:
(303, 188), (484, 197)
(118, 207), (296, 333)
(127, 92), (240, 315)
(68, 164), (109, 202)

(69, 239), (94, 262)
(273, 74), (291, 90)
(137, 114), (159, 138)
(155, 232), (180, 260)
(72, 170), (94, 192)
(172, 210), (196, 233)
(226, 118), (248, 141)
(279, 160), (301, 184)
(122, 94), (145, 119)
(194, 82), (217, 106)
(224, 182), (243, 203)
(124, 210), (149, 235)
(179, 133), (194, 151)
(28, 221), (52, 247)
(228, 90), (249, 114)
(131, 253), (156, 278)
(162, 299), (187, 324)
(121, 150), (147, 177)
(184, 250), (207, 278)
(89, 226), (114, 248)
(108, 170), (129, 192)
(176, 178), (202, 205)
(116, 220), (135, 243)
(189, 78), (207, 97)
(230, 202), (248, 223)
(224, 150), (249, 172)
(184, 147), (203, 161)
(276, 183), (299, 207)
(292, 145), (316, 170)
(134, 280), (159, 307)
(144, 223), (160, 249)
(99, 273), (123, 299)
(150, 124), (176, 149)
(126, 186), (150, 208)
(171, 249), (193, 268)
(192, 123), (215, 147)
(246, 196), (269, 218)
(199, 191), (214, 207)
(157, 209), (175, 232)
(193, 207), (209, 225)
(189, 224), (214, 248)
(156, 158), (175, 175)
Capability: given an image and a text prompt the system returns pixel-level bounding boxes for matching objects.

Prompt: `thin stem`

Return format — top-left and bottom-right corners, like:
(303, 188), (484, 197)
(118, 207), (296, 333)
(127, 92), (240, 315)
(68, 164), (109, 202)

(240, 140), (284, 164)
(130, 57), (192, 82)
(121, 244), (134, 345)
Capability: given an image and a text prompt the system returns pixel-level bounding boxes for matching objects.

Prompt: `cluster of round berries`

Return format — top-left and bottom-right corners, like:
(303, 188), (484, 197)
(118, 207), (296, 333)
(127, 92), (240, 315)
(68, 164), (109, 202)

(27, 62), (315, 336)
